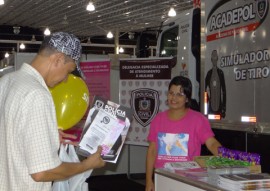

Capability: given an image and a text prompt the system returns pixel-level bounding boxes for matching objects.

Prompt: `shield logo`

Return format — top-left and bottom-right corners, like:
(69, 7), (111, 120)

(257, 0), (268, 19)
(94, 99), (104, 109)
(131, 89), (160, 127)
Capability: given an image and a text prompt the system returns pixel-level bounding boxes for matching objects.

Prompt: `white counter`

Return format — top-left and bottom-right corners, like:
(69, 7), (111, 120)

(155, 168), (227, 191)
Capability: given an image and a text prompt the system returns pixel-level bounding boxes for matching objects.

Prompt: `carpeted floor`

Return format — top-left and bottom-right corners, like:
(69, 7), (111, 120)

(87, 174), (145, 191)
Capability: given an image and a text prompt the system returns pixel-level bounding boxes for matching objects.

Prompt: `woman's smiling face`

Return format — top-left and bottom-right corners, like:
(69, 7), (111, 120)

(167, 84), (187, 110)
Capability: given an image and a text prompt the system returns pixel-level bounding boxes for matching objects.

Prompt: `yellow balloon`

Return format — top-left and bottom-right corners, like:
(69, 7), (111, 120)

(49, 74), (89, 130)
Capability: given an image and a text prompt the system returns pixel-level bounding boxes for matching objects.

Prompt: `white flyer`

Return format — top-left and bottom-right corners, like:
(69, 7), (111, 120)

(77, 96), (133, 163)
(79, 109), (125, 155)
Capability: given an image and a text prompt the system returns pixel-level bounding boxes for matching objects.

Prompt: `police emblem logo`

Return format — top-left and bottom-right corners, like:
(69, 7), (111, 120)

(94, 100), (104, 109)
(131, 89), (160, 127)
(139, 99), (150, 110)
(257, 0), (268, 19)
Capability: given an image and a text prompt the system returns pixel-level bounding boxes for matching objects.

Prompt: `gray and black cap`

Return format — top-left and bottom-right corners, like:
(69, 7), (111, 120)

(45, 32), (85, 79)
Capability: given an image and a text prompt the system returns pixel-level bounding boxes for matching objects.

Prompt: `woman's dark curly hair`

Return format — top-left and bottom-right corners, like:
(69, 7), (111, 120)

(168, 76), (192, 108)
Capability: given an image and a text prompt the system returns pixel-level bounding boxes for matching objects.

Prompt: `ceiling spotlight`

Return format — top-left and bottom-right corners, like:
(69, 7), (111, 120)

(13, 26), (20, 34)
(5, 52), (9, 58)
(168, 7), (176, 17)
(62, 14), (69, 25)
(20, 43), (25, 49)
(128, 32), (135, 40)
(0, 0), (4, 5)
(44, 27), (51, 36)
(119, 47), (124, 53)
(31, 35), (36, 42)
(86, 1), (95, 11)
(107, 31), (113, 38)
(87, 37), (91, 43)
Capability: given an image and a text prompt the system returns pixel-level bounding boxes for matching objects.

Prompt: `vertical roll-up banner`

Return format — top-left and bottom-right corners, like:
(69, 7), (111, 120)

(64, 60), (110, 134)
(80, 60), (111, 119)
(204, 0), (270, 122)
(119, 58), (172, 145)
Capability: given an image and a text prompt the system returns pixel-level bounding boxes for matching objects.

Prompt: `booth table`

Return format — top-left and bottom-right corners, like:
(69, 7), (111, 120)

(155, 168), (227, 191)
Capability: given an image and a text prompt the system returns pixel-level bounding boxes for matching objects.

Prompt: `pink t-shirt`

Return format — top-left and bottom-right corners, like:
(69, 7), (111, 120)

(147, 109), (214, 168)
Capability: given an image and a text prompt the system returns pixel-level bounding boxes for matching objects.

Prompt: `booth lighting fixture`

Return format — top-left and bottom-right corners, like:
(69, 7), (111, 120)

(107, 31), (113, 38)
(86, 1), (95, 11)
(119, 47), (124, 53)
(0, 0), (4, 5)
(207, 114), (221, 120)
(20, 43), (25, 49)
(168, 7), (176, 17)
(4, 52), (9, 58)
(204, 92), (208, 115)
(241, 116), (257, 123)
(44, 28), (51, 36)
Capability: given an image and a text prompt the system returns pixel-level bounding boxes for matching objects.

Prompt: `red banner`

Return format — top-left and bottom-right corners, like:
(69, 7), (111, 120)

(206, 22), (259, 42)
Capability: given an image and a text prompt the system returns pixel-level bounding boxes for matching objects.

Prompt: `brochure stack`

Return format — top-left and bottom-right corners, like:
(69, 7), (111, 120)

(217, 173), (270, 191)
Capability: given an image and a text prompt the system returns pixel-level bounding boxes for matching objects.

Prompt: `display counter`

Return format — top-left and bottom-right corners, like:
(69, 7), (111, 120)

(155, 168), (227, 191)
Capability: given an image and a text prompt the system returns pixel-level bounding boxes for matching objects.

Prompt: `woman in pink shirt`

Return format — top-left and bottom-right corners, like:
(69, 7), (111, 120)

(145, 76), (221, 191)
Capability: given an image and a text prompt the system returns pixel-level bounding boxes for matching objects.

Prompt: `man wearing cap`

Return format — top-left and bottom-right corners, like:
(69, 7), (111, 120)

(0, 32), (105, 191)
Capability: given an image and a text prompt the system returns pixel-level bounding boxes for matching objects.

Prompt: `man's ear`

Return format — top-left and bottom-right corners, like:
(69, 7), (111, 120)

(50, 52), (65, 68)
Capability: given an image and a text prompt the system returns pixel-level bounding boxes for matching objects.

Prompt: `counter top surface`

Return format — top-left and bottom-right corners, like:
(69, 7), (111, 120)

(155, 168), (228, 191)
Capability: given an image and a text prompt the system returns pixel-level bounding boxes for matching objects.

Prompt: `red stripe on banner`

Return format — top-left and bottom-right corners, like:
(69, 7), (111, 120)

(206, 22), (259, 42)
